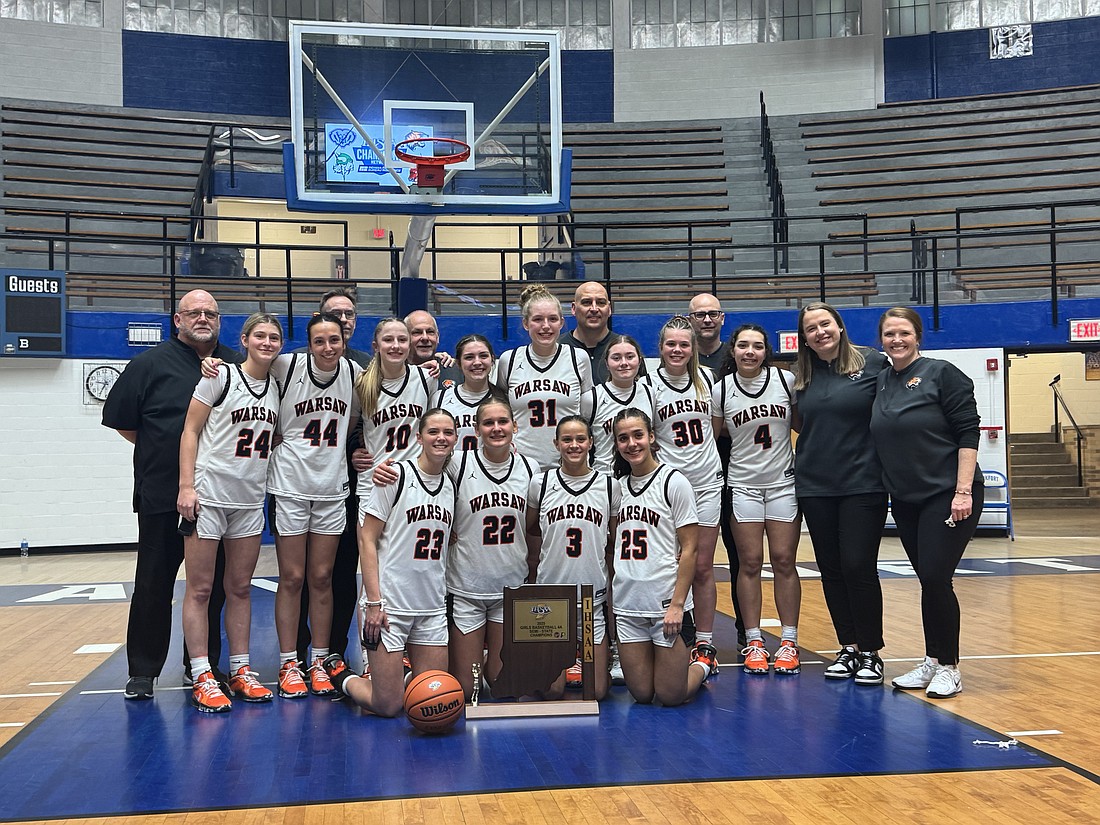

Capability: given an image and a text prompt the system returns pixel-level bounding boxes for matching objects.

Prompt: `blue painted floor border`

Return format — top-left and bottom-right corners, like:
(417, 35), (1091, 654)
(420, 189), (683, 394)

(0, 586), (1057, 821)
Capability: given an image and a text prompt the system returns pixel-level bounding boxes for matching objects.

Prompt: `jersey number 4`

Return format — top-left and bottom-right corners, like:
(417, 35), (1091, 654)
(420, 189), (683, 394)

(413, 528), (445, 560)
(303, 419), (339, 447)
(619, 528), (648, 560)
(754, 424), (773, 450)
(235, 428), (272, 459)
(483, 514), (517, 545)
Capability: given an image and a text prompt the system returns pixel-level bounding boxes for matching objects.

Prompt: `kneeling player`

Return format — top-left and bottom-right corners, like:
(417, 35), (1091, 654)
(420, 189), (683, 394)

(324, 410), (458, 717)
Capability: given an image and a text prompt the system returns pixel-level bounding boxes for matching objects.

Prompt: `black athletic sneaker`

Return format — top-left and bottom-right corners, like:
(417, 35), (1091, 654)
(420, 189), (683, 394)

(854, 651), (884, 686)
(322, 653), (353, 695)
(124, 676), (154, 700)
(824, 648), (860, 680)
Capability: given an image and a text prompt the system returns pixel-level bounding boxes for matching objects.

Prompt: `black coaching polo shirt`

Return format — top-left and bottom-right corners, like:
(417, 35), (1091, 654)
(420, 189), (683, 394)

(102, 336), (240, 516)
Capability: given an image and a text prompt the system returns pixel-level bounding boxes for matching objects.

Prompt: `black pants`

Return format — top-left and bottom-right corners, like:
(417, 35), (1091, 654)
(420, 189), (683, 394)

(891, 485), (985, 667)
(800, 493), (888, 652)
(719, 482), (745, 640)
(296, 494), (361, 663)
(129, 511), (225, 678)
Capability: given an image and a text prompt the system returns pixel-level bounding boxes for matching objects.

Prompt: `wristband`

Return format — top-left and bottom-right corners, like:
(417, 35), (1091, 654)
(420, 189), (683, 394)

(358, 593), (386, 611)
(954, 490), (972, 496)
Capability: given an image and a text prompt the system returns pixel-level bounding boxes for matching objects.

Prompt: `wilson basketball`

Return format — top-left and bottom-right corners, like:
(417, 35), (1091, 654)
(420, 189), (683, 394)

(403, 670), (465, 734)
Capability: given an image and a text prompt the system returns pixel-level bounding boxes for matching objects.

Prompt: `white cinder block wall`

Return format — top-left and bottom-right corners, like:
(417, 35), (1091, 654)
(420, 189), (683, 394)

(0, 7), (124, 106)
(1008, 352), (1100, 434)
(0, 358), (137, 551)
(614, 35), (882, 121)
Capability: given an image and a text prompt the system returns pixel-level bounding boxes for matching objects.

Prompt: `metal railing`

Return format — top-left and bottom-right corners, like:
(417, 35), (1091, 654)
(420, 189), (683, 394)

(760, 91), (789, 272)
(1049, 374), (1085, 488)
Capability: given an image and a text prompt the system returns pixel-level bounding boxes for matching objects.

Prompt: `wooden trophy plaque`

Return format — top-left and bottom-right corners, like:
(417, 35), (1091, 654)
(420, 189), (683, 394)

(465, 583), (599, 719)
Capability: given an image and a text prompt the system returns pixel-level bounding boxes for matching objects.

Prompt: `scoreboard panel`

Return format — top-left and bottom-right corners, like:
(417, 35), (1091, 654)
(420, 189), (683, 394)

(1, 270), (66, 356)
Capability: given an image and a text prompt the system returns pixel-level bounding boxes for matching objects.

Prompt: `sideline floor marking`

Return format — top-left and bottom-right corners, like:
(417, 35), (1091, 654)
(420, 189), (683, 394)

(1006, 730), (1063, 737)
(0, 692), (62, 699)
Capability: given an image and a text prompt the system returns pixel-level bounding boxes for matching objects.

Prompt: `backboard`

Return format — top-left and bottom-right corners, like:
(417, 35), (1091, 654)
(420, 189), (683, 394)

(286, 22), (568, 215)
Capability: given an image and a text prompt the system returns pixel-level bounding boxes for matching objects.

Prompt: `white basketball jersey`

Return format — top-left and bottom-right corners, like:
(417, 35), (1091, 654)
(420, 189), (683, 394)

(357, 365), (433, 499)
(193, 365), (280, 508)
(649, 367), (723, 491)
(528, 468), (620, 604)
(364, 460), (456, 616)
(583, 381), (657, 476)
(446, 449), (537, 599)
(268, 353), (360, 501)
(711, 367), (795, 488)
(613, 465), (697, 618)
(499, 345), (591, 470)
(434, 383), (494, 453)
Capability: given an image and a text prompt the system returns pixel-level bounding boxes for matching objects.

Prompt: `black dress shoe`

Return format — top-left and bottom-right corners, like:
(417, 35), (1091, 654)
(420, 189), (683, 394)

(124, 676), (154, 700)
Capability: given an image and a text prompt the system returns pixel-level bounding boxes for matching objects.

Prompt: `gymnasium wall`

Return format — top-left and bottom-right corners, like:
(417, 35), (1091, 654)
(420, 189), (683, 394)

(5, 295), (1099, 552)
(884, 17), (1100, 103)
(613, 35), (882, 121)
(119, 31), (615, 123)
(0, 357), (135, 552)
(0, 17), (123, 106)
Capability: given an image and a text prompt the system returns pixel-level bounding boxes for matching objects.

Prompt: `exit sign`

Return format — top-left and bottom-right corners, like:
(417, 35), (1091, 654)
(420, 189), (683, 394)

(778, 331), (799, 355)
(1069, 319), (1100, 342)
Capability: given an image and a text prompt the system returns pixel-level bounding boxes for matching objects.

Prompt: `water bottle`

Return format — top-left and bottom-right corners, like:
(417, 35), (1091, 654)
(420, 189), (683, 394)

(20, 538), (29, 559)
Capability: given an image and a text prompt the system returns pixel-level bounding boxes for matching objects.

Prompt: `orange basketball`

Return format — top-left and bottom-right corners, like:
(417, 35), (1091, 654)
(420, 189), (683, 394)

(403, 669), (465, 734)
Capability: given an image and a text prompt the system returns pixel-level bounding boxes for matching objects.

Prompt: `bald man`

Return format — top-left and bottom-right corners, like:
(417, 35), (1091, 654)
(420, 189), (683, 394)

(103, 290), (241, 699)
(404, 309), (460, 386)
(560, 280), (615, 384)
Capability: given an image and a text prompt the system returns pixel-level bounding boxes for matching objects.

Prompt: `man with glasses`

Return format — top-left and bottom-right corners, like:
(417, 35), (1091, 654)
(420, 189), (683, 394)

(687, 293), (747, 653)
(103, 290), (240, 699)
(295, 288), (371, 668)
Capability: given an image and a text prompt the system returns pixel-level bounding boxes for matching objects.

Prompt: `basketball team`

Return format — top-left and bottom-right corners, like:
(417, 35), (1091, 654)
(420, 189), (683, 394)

(102, 280), (984, 717)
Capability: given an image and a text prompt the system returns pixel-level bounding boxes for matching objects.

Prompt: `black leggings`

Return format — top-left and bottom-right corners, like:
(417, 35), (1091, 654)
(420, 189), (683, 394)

(891, 485), (985, 667)
(800, 494), (888, 652)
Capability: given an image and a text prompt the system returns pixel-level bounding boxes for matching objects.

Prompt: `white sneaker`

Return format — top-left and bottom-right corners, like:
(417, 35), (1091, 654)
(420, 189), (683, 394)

(891, 656), (937, 690)
(926, 665), (963, 699)
(608, 646), (626, 685)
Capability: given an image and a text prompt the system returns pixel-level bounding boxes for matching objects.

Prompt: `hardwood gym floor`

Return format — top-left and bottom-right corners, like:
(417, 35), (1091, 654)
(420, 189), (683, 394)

(1, 508), (1098, 823)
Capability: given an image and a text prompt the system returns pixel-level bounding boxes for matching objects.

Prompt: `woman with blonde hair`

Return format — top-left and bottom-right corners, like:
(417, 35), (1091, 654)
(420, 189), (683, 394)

(178, 312), (283, 712)
(647, 315), (723, 669)
(497, 284), (593, 469)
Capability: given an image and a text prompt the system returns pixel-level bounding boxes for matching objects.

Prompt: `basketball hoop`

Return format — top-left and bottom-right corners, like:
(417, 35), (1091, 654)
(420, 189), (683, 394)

(393, 137), (471, 191)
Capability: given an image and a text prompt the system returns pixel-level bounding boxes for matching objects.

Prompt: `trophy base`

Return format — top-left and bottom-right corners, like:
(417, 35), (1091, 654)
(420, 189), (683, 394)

(465, 699), (600, 720)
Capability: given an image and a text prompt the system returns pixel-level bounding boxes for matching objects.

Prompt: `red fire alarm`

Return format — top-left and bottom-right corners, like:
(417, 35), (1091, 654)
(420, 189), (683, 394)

(372, 228), (386, 240)
(980, 426), (1002, 440)
(986, 358), (999, 371)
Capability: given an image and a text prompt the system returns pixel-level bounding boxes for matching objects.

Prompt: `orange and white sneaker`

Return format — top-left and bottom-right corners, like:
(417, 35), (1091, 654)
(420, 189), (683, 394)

(191, 670), (232, 713)
(565, 658), (583, 689)
(742, 640), (770, 674)
(774, 640), (801, 674)
(308, 659), (336, 696)
(277, 660), (308, 699)
(228, 666), (273, 703)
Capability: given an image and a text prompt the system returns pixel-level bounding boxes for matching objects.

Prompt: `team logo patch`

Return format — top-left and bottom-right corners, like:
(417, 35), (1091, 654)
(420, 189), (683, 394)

(905, 376), (923, 390)
(849, 369), (864, 380)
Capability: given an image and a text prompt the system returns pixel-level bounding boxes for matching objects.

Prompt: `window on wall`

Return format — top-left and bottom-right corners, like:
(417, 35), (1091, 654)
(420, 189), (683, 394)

(381, 0), (613, 49)
(883, 1), (1100, 34)
(630, 0), (860, 48)
(885, 0), (931, 35)
(1, 0), (102, 26)
(124, 0), (359, 39)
